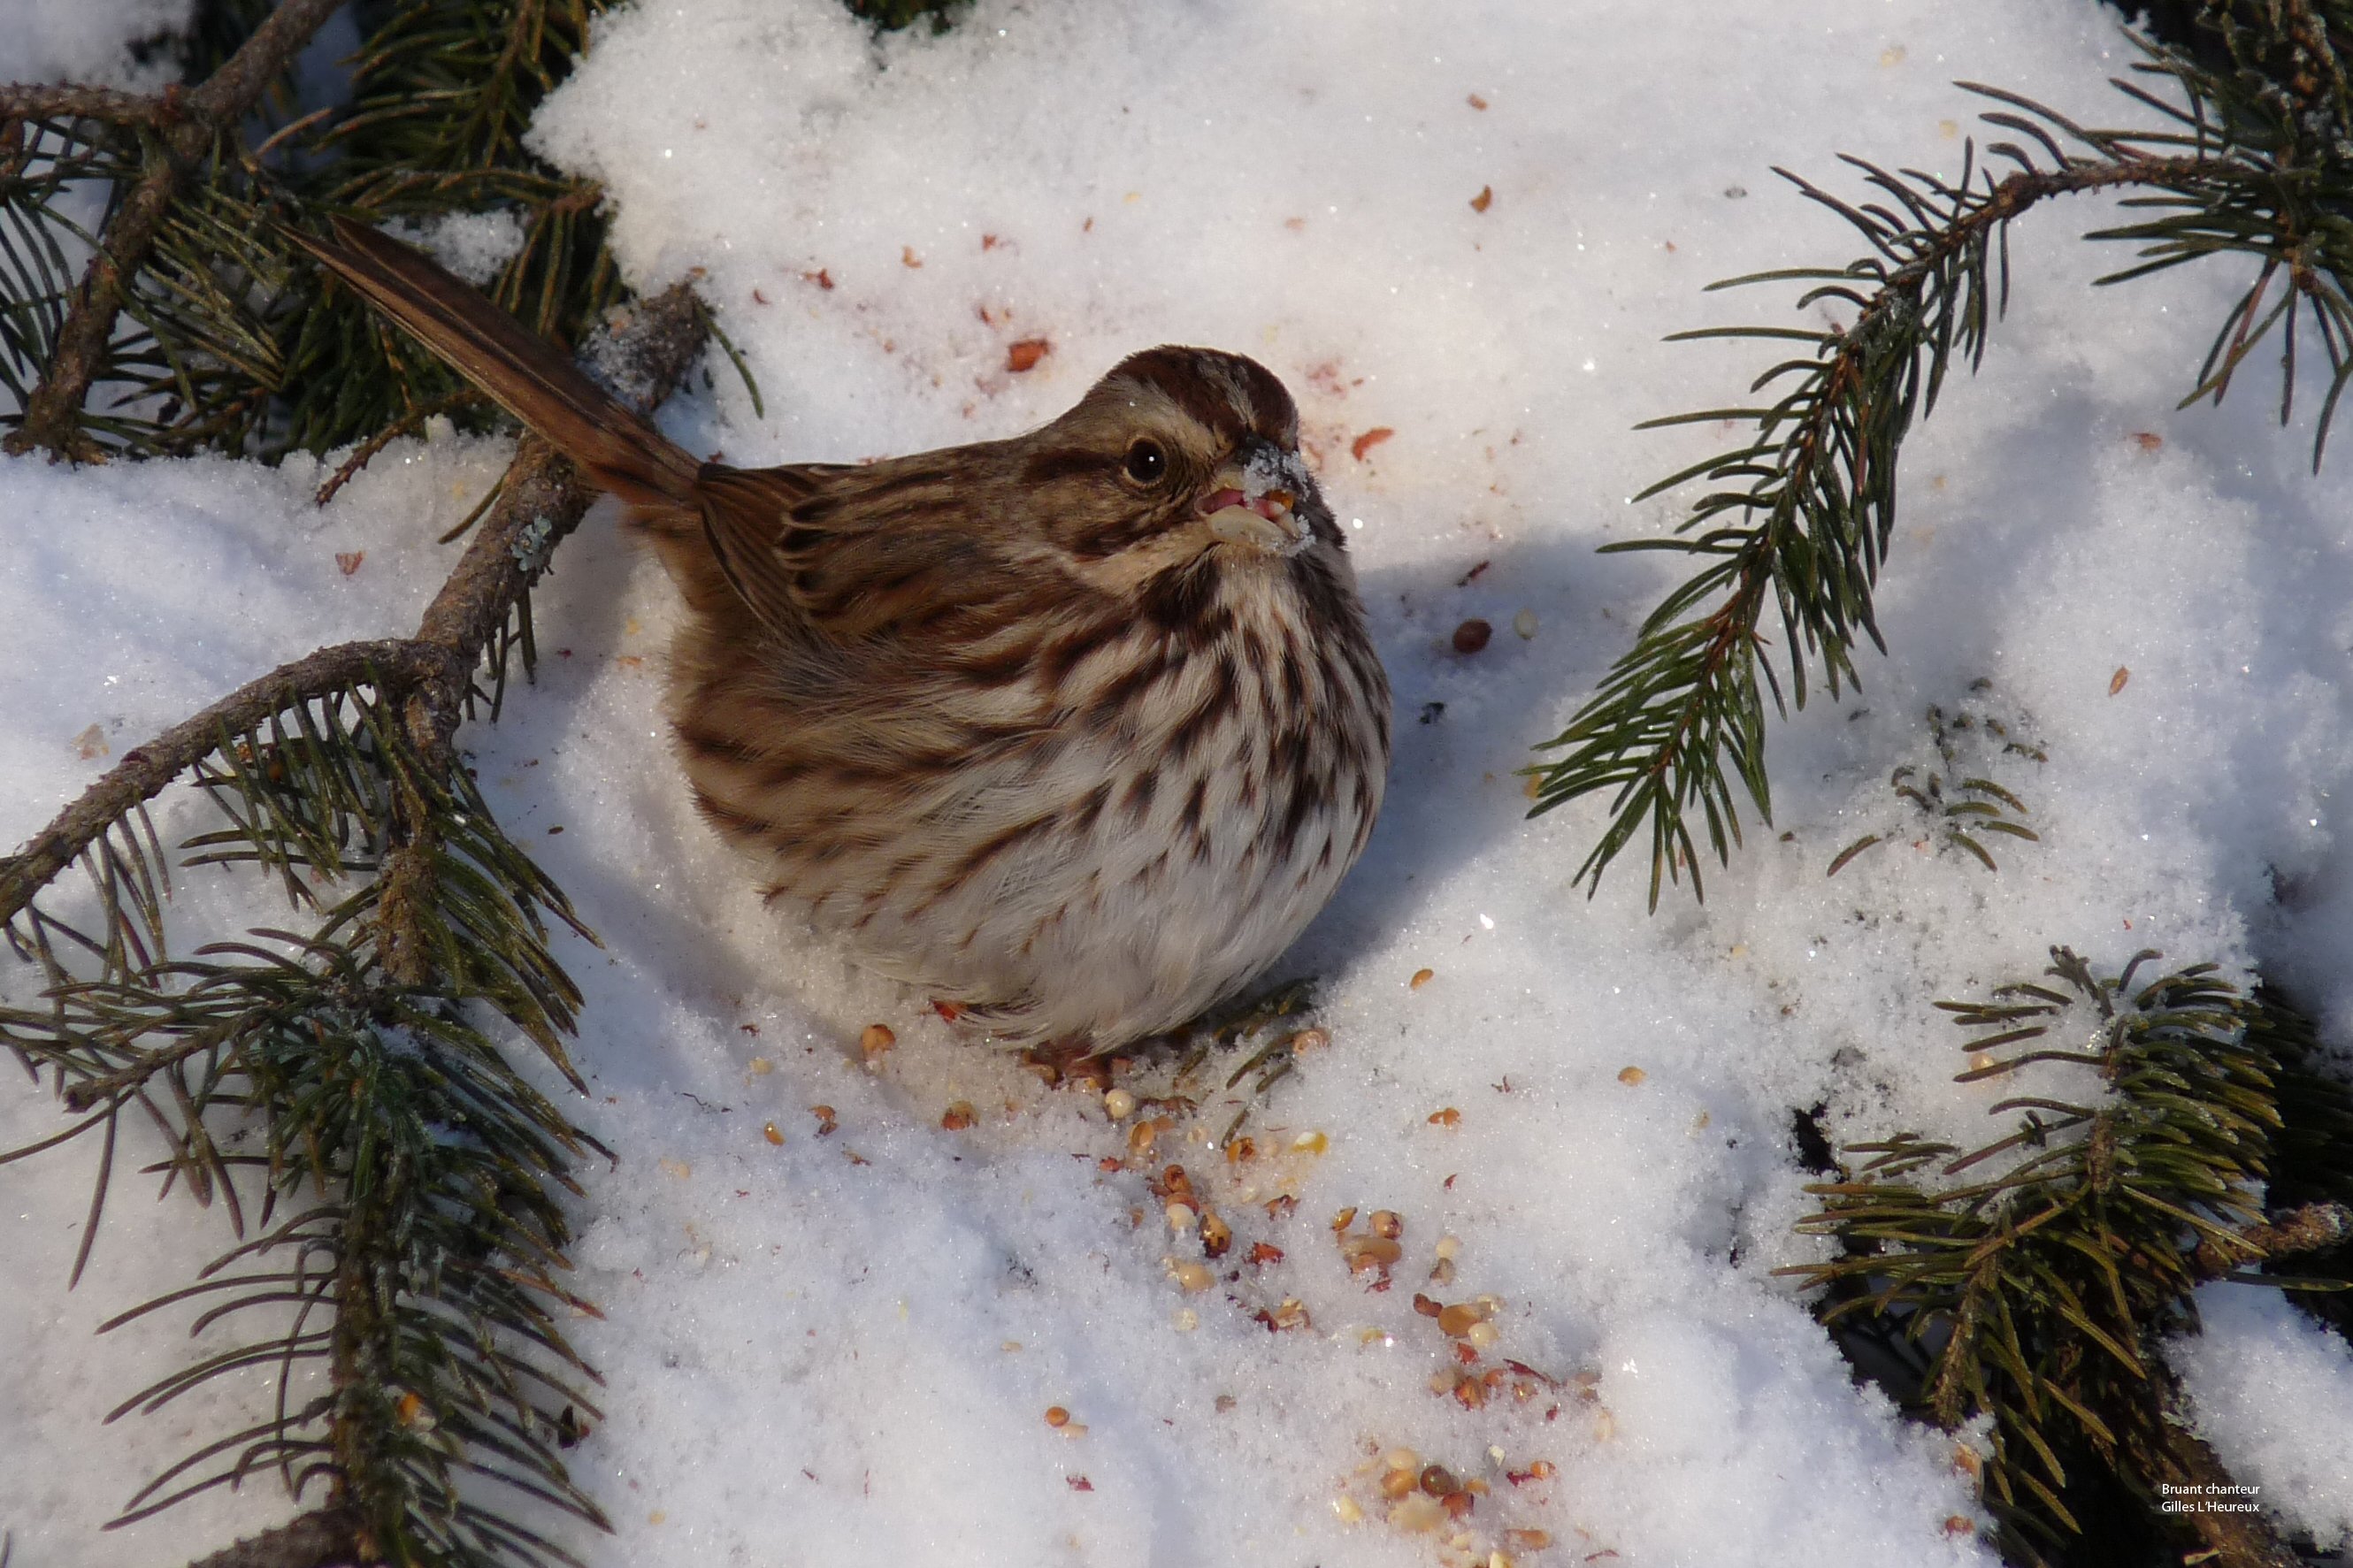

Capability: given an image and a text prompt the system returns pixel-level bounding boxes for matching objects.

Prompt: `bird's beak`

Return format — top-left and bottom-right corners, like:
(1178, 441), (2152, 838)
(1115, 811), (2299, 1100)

(1199, 443), (1313, 556)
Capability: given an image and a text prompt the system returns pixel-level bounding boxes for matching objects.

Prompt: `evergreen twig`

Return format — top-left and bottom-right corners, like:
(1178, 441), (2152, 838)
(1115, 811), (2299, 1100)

(0, 0), (901, 1560)
(0, 0), (659, 462)
(1781, 949), (2353, 1568)
(1, 0), (345, 459)
(1531, 1), (2353, 906)
(2, 278), (707, 1567)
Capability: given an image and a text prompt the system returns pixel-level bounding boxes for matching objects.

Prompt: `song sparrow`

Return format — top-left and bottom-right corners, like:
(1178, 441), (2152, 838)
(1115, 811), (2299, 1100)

(302, 219), (1391, 1054)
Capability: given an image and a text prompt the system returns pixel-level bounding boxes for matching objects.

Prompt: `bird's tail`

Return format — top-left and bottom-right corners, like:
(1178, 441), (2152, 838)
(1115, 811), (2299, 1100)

(293, 216), (702, 509)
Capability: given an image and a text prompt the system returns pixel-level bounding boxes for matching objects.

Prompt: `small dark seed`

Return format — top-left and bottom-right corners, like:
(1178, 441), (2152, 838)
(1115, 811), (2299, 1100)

(1452, 619), (1492, 654)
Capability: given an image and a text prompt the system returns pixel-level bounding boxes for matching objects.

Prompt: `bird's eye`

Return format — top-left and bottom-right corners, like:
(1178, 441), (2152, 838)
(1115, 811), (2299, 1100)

(1123, 439), (1168, 485)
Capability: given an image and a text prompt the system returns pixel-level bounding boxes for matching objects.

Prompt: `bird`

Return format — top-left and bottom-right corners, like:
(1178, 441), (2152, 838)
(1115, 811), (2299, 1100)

(298, 217), (1391, 1059)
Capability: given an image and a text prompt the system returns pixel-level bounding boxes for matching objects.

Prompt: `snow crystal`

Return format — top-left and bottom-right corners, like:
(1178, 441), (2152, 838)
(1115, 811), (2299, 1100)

(6, 0), (188, 88)
(381, 207), (531, 287)
(2174, 1286), (2353, 1549)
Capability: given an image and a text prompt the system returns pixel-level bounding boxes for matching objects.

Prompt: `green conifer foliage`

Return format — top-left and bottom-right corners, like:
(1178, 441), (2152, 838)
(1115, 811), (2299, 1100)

(1784, 950), (2353, 1566)
(1529, 0), (2353, 909)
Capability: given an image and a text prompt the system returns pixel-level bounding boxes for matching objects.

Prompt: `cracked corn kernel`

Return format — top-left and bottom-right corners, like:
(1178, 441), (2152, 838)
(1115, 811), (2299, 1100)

(1389, 1495), (1445, 1533)
(1102, 1088), (1137, 1121)
(762, 1121), (783, 1145)
(1369, 1210), (1402, 1240)
(1171, 1260), (1215, 1292)
(859, 1022), (895, 1056)
(941, 1101), (977, 1131)
(1332, 1496), (1364, 1525)
(1409, 968), (1436, 990)
(1437, 1302), (1490, 1336)
(1617, 1066), (1646, 1085)
(1045, 1406), (1070, 1427)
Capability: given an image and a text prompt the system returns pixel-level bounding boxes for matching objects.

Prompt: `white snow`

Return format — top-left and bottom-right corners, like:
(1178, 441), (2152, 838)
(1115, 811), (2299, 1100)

(3, 0), (189, 88)
(380, 209), (532, 287)
(2174, 1284), (2353, 1549)
(4, 0), (2353, 1564)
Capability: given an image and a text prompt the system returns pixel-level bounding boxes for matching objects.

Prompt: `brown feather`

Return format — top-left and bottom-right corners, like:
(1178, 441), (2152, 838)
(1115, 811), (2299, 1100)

(693, 467), (823, 637)
(293, 217), (702, 508)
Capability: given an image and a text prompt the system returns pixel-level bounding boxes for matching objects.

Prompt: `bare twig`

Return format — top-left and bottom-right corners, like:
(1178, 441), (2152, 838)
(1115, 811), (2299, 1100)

(2192, 1199), (2353, 1280)
(3, 0), (349, 460)
(182, 1507), (365, 1568)
(311, 389), (480, 507)
(0, 83), (186, 127)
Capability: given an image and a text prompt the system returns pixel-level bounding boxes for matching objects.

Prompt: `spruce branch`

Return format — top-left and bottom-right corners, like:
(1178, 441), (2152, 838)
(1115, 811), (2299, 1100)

(1782, 949), (2352, 1567)
(3, 269), (706, 1564)
(1533, 1), (2353, 906)
(1, 0), (345, 460)
(0, 277), (702, 950)
(0, 0), (793, 1557)
(1, 0), (667, 462)
(0, 642), (464, 929)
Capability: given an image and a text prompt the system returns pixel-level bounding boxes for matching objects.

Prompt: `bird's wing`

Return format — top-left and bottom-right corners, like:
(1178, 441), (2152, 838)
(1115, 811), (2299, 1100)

(693, 465), (832, 637)
(694, 461), (1038, 642)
